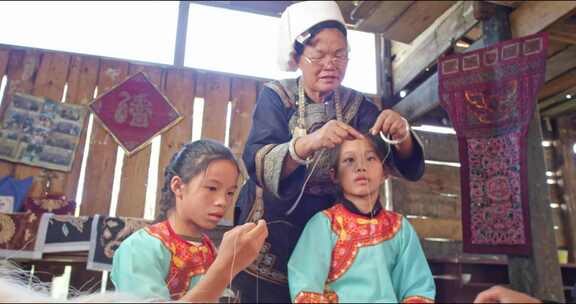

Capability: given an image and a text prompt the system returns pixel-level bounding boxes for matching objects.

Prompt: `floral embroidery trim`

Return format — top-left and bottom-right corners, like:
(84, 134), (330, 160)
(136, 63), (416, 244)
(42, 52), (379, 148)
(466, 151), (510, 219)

(323, 203), (402, 282)
(255, 144), (277, 187)
(294, 288), (339, 303)
(145, 221), (216, 300)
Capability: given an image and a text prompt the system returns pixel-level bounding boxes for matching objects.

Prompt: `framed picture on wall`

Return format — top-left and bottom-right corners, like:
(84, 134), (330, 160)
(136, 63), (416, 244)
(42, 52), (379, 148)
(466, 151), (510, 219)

(88, 72), (182, 155)
(0, 93), (88, 172)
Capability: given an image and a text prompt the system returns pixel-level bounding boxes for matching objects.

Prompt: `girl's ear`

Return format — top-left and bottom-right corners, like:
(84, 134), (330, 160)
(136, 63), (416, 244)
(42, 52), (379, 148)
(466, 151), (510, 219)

(170, 176), (184, 199)
(329, 168), (339, 184)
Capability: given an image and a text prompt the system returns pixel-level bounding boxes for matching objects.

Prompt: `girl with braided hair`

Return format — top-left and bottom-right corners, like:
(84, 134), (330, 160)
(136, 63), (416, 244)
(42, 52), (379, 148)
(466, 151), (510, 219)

(111, 139), (268, 302)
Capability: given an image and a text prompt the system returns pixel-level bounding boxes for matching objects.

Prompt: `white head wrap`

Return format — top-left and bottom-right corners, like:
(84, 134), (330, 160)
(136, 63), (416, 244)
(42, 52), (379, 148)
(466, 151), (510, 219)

(277, 1), (346, 72)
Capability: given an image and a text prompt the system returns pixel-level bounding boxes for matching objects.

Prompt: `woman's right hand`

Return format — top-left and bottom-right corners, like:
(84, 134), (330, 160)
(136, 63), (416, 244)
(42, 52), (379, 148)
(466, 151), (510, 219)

(215, 220), (268, 276)
(296, 120), (364, 158)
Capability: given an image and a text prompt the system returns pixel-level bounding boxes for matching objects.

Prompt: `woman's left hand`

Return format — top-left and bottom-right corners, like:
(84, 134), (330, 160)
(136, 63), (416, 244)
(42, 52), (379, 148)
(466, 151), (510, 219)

(369, 110), (409, 141)
(369, 109), (414, 158)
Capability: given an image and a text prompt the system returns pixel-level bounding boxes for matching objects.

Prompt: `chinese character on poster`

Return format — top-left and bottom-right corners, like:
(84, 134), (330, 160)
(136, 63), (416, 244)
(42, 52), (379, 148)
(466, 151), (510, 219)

(89, 72), (182, 155)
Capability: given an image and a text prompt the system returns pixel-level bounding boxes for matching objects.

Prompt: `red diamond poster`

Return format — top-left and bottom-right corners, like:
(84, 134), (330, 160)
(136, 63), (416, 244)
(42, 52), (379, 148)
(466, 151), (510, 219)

(89, 72), (182, 155)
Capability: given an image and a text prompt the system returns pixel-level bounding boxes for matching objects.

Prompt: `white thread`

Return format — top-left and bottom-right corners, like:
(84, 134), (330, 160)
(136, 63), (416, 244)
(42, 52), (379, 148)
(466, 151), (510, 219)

(285, 149), (326, 216)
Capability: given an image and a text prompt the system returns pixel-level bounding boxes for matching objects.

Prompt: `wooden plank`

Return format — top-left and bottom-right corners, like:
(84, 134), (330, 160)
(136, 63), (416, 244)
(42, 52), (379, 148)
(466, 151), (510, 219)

(229, 77), (257, 157)
(0, 50), (41, 178)
(546, 40), (569, 57)
(156, 69), (196, 219)
(354, 1), (414, 34)
(384, 1), (456, 44)
(557, 115), (576, 262)
(391, 164), (461, 219)
(201, 73), (230, 143)
(409, 217), (462, 240)
(79, 60), (129, 216)
(62, 56), (100, 201)
(0, 47), (9, 78)
(414, 130), (460, 163)
(225, 77), (258, 223)
(13, 52), (70, 197)
(392, 1), (478, 94)
(545, 46), (576, 82)
(115, 65), (164, 218)
(539, 69), (576, 101)
(510, 1), (576, 38)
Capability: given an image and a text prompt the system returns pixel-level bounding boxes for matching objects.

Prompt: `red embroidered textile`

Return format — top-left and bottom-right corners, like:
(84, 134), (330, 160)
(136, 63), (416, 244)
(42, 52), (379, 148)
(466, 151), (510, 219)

(439, 33), (548, 254)
(145, 221), (216, 300)
(323, 203), (402, 282)
(89, 72), (182, 155)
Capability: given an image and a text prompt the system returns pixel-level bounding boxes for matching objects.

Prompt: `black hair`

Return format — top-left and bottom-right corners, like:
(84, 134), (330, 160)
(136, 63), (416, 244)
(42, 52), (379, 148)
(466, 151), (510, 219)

(293, 20), (348, 61)
(155, 139), (240, 223)
(328, 132), (391, 175)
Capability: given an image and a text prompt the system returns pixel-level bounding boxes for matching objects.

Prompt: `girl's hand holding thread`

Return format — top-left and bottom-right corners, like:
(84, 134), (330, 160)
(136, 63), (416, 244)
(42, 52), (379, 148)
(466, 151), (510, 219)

(215, 219), (268, 276)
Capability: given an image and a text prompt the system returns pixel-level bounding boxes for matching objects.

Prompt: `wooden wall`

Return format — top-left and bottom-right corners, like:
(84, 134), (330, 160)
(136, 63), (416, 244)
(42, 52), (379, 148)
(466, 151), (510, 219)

(0, 46), (263, 222)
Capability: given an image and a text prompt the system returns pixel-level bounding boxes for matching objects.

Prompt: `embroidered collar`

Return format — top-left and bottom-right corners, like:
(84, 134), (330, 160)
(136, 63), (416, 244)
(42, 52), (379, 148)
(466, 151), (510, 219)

(340, 196), (382, 218)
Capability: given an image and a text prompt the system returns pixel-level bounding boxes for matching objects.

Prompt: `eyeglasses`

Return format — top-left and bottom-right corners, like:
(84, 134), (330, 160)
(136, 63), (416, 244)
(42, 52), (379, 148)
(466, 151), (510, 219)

(302, 53), (349, 67)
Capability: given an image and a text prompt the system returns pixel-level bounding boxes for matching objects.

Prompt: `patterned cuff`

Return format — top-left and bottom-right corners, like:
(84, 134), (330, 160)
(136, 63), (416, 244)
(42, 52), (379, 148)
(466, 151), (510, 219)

(263, 142), (290, 198)
(402, 295), (434, 303)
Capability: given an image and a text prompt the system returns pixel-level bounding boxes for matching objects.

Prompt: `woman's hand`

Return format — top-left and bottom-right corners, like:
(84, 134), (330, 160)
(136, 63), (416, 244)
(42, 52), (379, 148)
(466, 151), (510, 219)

(474, 286), (541, 303)
(370, 110), (414, 159)
(215, 220), (268, 277)
(370, 109), (410, 141)
(295, 120), (363, 159)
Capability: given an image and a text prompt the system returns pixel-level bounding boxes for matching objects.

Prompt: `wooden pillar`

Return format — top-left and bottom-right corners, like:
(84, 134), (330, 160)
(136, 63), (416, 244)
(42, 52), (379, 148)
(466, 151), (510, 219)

(477, 2), (565, 302)
(558, 115), (576, 263)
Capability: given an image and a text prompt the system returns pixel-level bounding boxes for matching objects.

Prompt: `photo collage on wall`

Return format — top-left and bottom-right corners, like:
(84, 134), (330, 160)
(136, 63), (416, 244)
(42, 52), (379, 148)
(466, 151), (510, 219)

(0, 93), (88, 172)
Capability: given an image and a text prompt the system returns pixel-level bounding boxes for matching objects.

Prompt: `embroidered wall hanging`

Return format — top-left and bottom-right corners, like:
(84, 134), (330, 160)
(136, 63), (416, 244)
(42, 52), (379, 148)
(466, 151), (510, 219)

(89, 72), (182, 155)
(0, 212), (49, 259)
(439, 33), (548, 255)
(87, 214), (151, 271)
(43, 215), (92, 253)
(0, 93), (88, 172)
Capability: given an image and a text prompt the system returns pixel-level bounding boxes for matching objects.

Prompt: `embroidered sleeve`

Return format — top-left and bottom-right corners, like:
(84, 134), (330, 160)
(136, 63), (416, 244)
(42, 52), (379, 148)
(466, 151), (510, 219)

(288, 213), (335, 302)
(242, 86), (306, 199)
(402, 295), (435, 303)
(391, 218), (436, 302)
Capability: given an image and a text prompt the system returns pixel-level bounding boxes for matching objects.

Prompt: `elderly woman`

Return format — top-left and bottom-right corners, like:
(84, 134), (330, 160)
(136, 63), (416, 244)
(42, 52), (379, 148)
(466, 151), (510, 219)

(233, 1), (425, 302)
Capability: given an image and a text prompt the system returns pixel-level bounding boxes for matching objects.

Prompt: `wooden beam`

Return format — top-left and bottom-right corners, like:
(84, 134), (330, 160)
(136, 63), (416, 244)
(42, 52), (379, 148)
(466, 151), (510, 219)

(173, 1), (190, 67)
(539, 86), (576, 111)
(557, 115), (576, 263)
(384, 1), (457, 44)
(353, 1), (413, 34)
(545, 46), (576, 82)
(508, 111), (565, 302)
(392, 1), (478, 94)
(539, 69), (576, 101)
(510, 1), (576, 38)
(540, 99), (576, 117)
